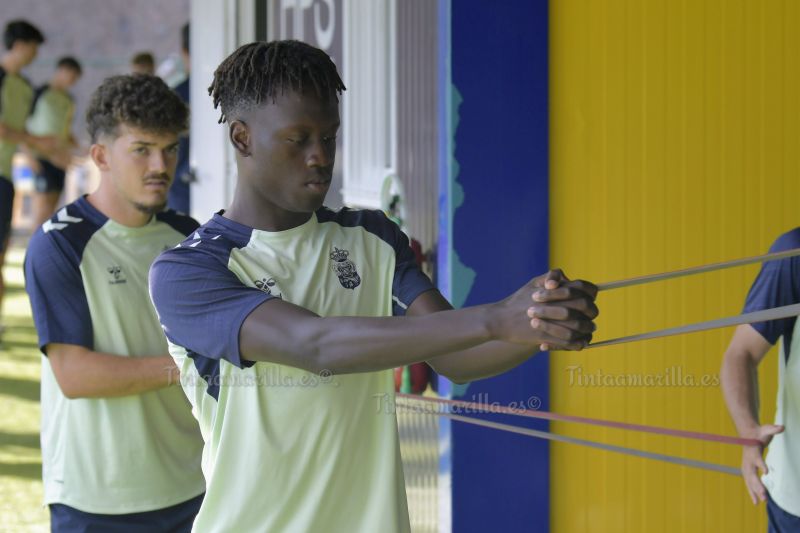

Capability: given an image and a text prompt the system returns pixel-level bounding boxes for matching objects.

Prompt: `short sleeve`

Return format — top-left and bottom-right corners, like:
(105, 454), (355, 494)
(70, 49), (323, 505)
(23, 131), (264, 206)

(149, 247), (273, 368)
(385, 217), (435, 316)
(743, 229), (800, 346)
(24, 229), (94, 353)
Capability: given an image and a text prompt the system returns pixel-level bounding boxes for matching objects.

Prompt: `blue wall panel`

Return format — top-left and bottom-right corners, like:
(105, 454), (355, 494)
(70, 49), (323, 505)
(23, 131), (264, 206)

(449, 1), (550, 531)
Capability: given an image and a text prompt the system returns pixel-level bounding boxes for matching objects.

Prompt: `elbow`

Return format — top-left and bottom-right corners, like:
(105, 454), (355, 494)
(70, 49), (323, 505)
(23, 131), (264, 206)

(280, 331), (339, 375)
(447, 374), (471, 386)
(57, 380), (83, 399)
(50, 368), (88, 399)
(428, 361), (470, 385)
(305, 347), (344, 376)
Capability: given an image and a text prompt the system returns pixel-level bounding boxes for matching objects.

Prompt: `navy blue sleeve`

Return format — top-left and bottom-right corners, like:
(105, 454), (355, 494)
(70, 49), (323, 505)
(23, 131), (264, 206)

(315, 207), (435, 315)
(382, 215), (435, 316)
(156, 209), (200, 236)
(149, 246), (273, 368)
(743, 228), (800, 346)
(24, 229), (94, 353)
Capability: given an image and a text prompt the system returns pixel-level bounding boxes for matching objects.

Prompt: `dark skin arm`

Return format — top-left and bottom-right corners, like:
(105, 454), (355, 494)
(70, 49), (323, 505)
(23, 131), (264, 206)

(412, 277), (598, 383)
(239, 270), (598, 379)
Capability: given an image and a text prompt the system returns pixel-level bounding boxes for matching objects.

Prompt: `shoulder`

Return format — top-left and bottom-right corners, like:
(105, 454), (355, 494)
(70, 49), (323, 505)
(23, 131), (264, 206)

(29, 201), (105, 267)
(152, 215), (252, 277)
(316, 207), (403, 247)
(31, 84), (50, 111)
(174, 78), (190, 102)
(768, 228), (800, 253)
(155, 208), (200, 237)
(15, 74), (33, 93)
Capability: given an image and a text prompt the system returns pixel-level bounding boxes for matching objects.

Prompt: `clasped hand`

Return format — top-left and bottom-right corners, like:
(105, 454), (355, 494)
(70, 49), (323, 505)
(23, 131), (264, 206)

(493, 269), (599, 351)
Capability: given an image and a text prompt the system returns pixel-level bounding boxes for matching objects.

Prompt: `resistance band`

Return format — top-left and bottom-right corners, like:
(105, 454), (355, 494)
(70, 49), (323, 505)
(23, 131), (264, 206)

(590, 248), (800, 347)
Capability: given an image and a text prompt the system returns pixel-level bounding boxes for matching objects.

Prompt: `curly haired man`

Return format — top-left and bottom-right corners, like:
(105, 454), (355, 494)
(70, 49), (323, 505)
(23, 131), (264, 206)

(24, 75), (204, 532)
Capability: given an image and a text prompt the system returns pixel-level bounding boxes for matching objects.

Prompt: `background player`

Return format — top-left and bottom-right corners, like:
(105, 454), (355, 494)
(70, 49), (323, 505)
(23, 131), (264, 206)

(25, 74), (204, 532)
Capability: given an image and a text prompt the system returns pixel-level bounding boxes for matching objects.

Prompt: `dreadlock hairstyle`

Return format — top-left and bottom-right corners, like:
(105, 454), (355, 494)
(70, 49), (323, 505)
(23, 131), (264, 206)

(208, 40), (346, 124)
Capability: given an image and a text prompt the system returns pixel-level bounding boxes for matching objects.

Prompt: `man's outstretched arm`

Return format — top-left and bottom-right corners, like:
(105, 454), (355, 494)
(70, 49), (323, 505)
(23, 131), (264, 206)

(239, 271), (597, 376)
(408, 277), (597, 384)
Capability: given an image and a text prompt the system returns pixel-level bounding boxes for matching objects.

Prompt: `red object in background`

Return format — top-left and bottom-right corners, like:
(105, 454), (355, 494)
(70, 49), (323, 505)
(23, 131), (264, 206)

(393, 363), (431, 394)
(409, 238), (425, 267)
(408, 363), (430, 393)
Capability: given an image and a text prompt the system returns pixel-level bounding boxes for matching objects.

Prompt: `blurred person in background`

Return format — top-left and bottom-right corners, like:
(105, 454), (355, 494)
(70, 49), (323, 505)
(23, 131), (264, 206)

(130, 51), (155, 75)
(27, 56), (83, 227)
(0, 19), (54, 335)
(169, 23), (192, 214)
(25, 74), (204, 532)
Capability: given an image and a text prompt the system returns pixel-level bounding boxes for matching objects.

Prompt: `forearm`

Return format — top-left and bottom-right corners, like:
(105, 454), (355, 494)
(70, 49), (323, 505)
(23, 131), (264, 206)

(721, 351), (761, 436)
(50, 349), (177, 399)
(1, 126), (57, 154)
(427, 341), (537, 384)
(0, 123), (28, 144)
(24, 133), (57, 155)
(241, 302), (497, 374)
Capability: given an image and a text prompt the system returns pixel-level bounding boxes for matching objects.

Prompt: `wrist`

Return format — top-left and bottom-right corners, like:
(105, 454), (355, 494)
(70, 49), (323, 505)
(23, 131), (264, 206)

(484, 302), (506, 342)
(736, 422), (761, 439)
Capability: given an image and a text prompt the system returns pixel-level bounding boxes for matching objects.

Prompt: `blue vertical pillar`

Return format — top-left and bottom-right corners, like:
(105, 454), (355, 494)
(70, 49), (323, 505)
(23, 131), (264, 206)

(440, 1), (550, 531)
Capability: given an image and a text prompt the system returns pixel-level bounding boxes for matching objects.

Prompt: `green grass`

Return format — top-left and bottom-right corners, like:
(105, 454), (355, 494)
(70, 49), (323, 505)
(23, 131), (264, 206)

(0, 242), (49, 532)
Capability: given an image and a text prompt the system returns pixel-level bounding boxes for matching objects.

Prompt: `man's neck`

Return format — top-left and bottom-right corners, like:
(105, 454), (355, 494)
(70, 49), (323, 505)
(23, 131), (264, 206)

(0, 54), (21, 75)
(49, 78), (66, 92)
(225, 190), (312, 232)
(86, 189), (153, 228)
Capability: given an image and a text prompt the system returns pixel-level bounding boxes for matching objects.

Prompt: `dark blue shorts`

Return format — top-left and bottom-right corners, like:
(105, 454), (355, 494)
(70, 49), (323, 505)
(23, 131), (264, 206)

(767, 491), (800, 533)
(0, 177), (14, 253)
(49, 492), (203, 533)
(34, 158), (66, 193)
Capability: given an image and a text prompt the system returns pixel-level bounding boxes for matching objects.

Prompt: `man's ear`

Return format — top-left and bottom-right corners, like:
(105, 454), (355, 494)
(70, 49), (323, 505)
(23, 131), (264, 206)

(229, 120), (251, 156)
(89, 142), (110, 172)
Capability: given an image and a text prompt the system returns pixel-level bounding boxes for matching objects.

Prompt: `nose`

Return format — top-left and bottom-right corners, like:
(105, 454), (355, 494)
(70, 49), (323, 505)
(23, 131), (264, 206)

(306, 138), (334, 169)
(149, 150), (167, 173)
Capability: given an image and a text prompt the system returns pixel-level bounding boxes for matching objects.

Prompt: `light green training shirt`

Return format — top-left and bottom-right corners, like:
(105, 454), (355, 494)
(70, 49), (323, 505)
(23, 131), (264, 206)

(149, 208), (436, 532)
(25, 196), (206, 514)
(0, 68), (33, 178)
(27, 84), (74, 153)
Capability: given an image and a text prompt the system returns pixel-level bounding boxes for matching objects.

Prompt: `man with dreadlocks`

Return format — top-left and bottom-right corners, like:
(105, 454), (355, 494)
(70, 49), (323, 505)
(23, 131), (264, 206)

(25, 75), (204, 532)
(149, 40), (598, 532)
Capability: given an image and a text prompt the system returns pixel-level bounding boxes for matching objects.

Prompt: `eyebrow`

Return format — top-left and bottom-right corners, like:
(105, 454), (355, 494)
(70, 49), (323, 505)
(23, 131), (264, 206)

(131, 140), (180, 149)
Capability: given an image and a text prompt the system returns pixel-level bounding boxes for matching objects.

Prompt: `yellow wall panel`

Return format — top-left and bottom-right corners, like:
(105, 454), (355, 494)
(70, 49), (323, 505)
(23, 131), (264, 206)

(550, 0), (797, 531)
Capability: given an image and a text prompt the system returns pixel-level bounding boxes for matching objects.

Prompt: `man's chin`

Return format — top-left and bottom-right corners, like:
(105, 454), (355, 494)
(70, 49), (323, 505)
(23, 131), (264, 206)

(133, 201), (168, 215)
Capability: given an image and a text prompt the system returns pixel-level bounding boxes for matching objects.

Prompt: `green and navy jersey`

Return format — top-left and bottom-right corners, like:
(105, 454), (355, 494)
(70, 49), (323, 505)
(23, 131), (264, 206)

(27, 84), (74, 151)
(0, 67), (34, 178)
(149, 208), (435, 532)
(24, 196), (205, 514)
(744, 228), (800, 516)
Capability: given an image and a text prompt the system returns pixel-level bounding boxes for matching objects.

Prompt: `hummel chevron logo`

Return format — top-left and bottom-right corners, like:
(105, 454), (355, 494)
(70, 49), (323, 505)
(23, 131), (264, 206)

(176, 232), (221, 248)
(43, 208), (83, 233)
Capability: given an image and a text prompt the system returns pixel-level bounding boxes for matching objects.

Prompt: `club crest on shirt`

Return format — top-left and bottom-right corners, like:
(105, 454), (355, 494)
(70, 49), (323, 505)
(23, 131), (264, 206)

(330, 247), (361, 290)
(107, 266), (127, 285)
(254, 277), (282, 298)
